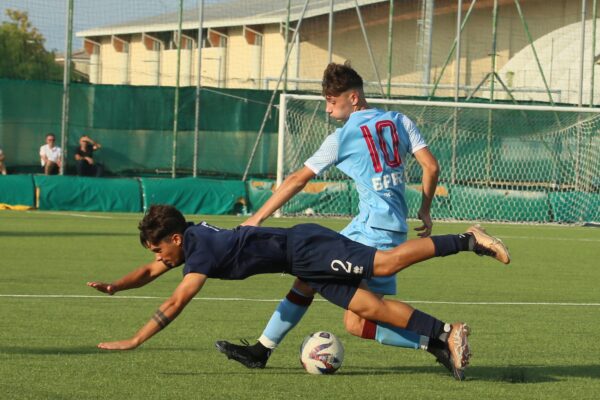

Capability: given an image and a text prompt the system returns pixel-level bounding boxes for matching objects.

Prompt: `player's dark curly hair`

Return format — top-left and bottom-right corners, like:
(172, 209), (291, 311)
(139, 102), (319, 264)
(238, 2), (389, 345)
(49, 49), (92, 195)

(321, 61), (364, 97)
(138, 204), (188, 247)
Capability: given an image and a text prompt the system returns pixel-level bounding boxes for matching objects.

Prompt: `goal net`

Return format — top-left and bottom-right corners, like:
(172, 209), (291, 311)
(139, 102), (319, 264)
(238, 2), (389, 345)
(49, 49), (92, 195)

(276, 94), (600, 224)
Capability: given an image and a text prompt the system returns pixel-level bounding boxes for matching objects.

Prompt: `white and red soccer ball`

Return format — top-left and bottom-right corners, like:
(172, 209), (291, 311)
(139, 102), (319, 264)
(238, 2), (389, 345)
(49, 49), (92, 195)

(300, 331), (344, 375)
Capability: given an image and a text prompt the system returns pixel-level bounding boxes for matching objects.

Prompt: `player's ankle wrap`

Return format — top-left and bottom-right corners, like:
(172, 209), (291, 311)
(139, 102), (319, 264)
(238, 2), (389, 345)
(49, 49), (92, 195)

(430, 234), (472, 257)
(406, 309), (449, 341)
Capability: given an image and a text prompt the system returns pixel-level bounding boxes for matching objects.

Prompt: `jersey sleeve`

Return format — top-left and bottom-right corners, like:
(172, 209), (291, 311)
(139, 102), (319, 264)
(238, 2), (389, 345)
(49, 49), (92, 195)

(303, 131), (340, 175)
(401, 114), (428, 154)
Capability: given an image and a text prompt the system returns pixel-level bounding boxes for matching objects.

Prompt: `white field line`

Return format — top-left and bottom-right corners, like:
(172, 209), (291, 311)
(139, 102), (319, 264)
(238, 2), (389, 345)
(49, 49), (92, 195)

(500, 235), (600, 242)
(1, 294), (599, 306)
(25, 211), (139, 220)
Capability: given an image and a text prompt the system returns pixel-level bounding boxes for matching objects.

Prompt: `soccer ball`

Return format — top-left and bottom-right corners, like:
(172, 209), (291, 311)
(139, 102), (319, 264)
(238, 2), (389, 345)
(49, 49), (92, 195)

(300, 331), (344, 375)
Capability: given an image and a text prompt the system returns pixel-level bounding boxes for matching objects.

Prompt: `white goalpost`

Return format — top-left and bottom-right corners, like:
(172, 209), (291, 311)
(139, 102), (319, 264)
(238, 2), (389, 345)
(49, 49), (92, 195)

(275, 93), (600, 224)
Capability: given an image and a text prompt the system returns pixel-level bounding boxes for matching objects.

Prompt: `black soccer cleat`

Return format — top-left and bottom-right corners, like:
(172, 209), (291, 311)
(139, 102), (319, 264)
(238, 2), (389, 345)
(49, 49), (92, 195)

(215, 340), (271, 369)
(428, 344), (465, 381)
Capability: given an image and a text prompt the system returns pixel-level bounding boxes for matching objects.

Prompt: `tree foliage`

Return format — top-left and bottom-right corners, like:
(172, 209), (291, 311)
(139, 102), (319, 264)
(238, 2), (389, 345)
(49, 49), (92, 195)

(0, 9), (63, 80)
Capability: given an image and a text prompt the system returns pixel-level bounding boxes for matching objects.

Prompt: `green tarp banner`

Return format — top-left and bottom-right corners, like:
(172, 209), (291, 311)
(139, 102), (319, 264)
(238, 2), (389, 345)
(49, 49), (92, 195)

(0, 79), (278, 177)
(0, 174), (35, 206)
(33, 175), (142, 212)
(141, 177), (246, 215)
(2, 175), (597, 223)
(549, 192), (600, 224)
(448, 185), (550, 222)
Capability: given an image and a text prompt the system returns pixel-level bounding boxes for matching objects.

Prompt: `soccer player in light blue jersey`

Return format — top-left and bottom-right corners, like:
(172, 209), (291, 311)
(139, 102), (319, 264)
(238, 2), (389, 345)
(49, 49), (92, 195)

(216, 62), (467, 379)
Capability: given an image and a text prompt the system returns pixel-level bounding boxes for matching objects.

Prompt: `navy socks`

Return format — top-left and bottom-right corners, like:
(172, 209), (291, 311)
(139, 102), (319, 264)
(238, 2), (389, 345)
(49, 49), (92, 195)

(430, 233), (473, 257)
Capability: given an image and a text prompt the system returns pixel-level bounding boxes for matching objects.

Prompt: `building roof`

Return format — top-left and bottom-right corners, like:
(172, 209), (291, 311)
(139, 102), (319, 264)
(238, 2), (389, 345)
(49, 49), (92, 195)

(76, 0), (387, 38)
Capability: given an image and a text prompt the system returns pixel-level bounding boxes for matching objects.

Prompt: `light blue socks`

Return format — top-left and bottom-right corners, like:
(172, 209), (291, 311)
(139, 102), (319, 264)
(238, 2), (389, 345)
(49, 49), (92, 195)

(375, 323), (429, 350)
(258, 288), (312, 349)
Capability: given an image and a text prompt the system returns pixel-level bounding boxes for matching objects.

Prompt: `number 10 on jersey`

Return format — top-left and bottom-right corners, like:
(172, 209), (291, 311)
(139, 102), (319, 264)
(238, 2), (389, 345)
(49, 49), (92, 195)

(360, 120), (402, 173)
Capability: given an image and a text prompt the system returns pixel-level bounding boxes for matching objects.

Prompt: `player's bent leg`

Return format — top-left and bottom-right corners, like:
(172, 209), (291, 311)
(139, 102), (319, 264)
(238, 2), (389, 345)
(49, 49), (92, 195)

(344, 286), (426, 350)
(346, 287), (414, 327)
(216, 278), (316, 369)
(347, 289), (471, 379)
(353, 299), (460, 378)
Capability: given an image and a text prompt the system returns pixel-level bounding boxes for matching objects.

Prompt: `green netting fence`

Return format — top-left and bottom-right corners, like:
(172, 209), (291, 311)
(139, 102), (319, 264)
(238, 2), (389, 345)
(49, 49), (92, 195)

(0, 79), (278, 177)
(1, 80), (599, 223)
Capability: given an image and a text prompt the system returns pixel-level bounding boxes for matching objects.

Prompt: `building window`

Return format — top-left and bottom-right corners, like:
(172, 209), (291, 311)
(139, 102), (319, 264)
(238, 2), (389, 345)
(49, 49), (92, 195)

(143, 33), (162, 51)
(112, 35), (129, 53)
(244, 26), (263, 46)
(208, 29), (228, 48)
(84, 38), (100, 55)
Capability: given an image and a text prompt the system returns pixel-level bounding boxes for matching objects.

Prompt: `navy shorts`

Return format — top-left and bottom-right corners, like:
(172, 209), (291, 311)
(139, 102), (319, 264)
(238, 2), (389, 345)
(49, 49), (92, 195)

(286, 223), (377, 308)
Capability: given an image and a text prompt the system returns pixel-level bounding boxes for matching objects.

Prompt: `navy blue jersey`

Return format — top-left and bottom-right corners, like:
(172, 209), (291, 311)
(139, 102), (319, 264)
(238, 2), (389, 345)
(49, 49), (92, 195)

(182, 222), (377, 309)
(183, 222), (289, 279)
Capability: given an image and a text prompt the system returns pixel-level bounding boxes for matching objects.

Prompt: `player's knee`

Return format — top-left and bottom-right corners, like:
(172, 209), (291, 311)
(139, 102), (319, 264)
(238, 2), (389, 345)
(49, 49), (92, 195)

(373, 251), (397, 277)
(343, 311), (363, 337)
(350, 306), (379, 322)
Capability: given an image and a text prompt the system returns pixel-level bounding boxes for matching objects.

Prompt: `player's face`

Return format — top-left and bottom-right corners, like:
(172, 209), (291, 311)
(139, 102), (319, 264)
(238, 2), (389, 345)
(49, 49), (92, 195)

(148, 234), (185, 268)
(325, 90), (357, 122)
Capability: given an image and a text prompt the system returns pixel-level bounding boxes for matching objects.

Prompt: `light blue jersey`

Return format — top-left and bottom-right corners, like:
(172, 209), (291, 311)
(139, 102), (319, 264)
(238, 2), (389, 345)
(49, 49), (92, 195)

(305, 109), (427, 294)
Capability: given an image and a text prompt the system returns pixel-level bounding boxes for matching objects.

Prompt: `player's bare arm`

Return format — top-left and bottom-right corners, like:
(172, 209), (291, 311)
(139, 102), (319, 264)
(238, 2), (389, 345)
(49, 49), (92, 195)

(413, 147), (439, 238)
(87, 260), (172, 295)
(97, 273), (207, 350)
(242, 166), (316, 226)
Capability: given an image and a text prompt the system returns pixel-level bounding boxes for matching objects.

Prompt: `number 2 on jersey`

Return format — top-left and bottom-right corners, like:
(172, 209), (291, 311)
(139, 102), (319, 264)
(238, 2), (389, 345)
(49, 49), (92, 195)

(359, 120), (402, 173)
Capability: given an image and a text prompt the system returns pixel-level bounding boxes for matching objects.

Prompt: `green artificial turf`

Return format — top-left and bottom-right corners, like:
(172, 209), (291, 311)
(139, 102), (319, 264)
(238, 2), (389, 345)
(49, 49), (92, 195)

(1, 210), (599, 399)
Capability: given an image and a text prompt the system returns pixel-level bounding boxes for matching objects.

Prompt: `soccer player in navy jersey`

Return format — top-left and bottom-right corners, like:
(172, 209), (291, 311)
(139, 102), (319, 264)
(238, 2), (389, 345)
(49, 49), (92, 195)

(216, 62), (461, 377)
(87, 205), (509, 378)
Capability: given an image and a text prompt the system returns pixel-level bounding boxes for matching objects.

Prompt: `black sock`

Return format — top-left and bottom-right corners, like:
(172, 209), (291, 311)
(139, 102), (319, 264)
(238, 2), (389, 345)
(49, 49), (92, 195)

(405, 309), (450, 342)
(430, 233), (473, 257)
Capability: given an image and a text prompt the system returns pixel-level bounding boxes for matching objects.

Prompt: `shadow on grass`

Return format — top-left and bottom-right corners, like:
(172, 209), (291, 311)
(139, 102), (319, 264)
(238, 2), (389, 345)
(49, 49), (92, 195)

(0, 346), (202, 356)
(172, 364), (600, 382)
(0, 346), (103, 355)
(336, 364), (600, 383)
(0, 231), (135, 237)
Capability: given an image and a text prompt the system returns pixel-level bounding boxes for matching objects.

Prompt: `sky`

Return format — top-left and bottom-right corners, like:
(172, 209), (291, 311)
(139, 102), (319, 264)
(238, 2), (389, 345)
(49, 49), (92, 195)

(0, 0), (206, 52)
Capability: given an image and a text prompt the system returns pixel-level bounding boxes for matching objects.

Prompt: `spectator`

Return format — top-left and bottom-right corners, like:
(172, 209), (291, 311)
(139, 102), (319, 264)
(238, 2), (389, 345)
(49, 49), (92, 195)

(0, 148), (6, 175)
(39, 133), (62, 175)
(75, 134), (103, 177)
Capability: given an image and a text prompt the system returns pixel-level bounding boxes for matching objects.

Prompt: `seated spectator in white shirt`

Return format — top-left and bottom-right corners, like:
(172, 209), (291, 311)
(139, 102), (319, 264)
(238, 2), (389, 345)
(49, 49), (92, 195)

(39, 133), (62, 175)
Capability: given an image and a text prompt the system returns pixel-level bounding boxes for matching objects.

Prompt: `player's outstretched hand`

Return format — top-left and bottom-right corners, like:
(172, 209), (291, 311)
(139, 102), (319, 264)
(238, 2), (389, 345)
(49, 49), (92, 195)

(97, 339), (139, 351)
(414, 209), (433, 238)
(87, 281), (116, 295)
